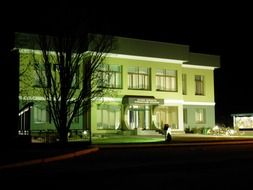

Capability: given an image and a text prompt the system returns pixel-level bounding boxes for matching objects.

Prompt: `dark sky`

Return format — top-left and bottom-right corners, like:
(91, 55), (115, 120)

(4, 1), (253, 125)
(95, 2), (253, 126)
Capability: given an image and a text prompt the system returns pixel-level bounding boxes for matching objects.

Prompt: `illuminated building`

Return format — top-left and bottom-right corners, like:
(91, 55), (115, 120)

(17, 33), (220, 138)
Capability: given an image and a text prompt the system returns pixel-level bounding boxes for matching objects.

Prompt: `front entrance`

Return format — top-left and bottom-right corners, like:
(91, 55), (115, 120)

(127, 105), (151, 130)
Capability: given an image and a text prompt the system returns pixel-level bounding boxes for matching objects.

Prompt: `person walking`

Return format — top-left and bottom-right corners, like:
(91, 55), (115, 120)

(163, 124), (172, 142)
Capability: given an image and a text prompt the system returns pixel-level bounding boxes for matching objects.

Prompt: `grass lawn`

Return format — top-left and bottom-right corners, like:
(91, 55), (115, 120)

(92, 135), (165, 144)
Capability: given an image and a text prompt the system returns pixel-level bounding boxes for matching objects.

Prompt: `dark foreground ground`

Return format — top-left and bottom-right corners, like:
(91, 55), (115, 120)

(1, 134), (253, 189)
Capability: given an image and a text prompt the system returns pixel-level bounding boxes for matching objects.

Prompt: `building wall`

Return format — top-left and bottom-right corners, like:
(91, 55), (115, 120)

(19, 51), (84, 135)
(182, 67), (214, 102)
(104, 56), (184, 99)
(18, 36), (219, 137)
(183, 105), (215, 133)
(89, 56), (216, 135)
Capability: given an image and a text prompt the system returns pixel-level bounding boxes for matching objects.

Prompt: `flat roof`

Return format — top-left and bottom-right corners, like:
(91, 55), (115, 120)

(231, 113), (253, 117)
(187, 52), (220, 68)
(15, 32), (220, 68)
(112, 36), (189, 61)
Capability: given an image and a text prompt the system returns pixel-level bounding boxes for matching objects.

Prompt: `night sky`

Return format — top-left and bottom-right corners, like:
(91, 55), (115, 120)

(3, 1), (253, 126)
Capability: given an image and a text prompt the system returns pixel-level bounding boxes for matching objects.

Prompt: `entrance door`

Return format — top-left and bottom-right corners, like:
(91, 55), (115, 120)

(128, 105), (150, 130)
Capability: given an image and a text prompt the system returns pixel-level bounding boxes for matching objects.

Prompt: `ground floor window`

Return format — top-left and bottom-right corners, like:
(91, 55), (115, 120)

(183, 108), (188, 124)
(195, 108), (206, 124)
(97, 104), (121, 130)
(34, 104), (50, 123)
(154, 106), (178, 129)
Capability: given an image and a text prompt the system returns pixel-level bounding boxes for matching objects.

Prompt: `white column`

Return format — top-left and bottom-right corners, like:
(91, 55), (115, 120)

(178, 104), (184, 132)
(233, 116), (236, 129)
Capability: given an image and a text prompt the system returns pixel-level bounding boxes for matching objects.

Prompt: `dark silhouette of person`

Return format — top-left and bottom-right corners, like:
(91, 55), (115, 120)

(164, 124), (172, 142)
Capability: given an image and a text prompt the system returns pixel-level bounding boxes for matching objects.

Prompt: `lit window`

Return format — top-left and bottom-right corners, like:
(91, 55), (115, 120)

(195, 75), (204, 95)
(154, 106), (178, 129)
(183, 108), (188, 123)
(195, 108), (205, 124)
(68, 106), (80, 124)
(98, 64), (122, 88)
(97, 105), (121, 130)
(71, 70), (79, 89)
(34, 105), (50, 123)
(182, 74), (187, 95)
(54, 64), (79, 89)
(34, 63), (49, 88)
(156, 69), (177, 92)
(128, 67), (150, 90)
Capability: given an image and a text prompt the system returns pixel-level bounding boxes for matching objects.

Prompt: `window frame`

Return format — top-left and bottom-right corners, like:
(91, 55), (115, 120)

(156, 69), (177, 92)
(33, 63), (50, 88)
(195, 108), (206, 124)
(98, 64), (122, 89)
(128, 66), (151, 90)
(195, 75), (205, 96)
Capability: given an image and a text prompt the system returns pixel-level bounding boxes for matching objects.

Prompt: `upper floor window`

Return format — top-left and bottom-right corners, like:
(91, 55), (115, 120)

(156, 69), (177, 92)
(53, 64), (79, 89)
(72, 71), (79, 89)
(195, 75), (204, 95)
(98, 64), (122, 89)
(128, 67), (150, 90)
(34, 63), (49, 88)
(182, 74), (187, 95)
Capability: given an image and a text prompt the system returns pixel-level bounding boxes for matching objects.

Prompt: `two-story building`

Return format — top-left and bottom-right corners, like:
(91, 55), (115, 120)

(18, 33), (220, 138)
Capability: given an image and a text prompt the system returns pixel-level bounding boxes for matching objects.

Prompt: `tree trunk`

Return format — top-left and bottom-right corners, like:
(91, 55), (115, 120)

(58, 105), (68, 144)
(58, 127), (68, 144)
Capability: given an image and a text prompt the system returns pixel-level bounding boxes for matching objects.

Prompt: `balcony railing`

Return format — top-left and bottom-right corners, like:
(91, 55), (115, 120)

(18, 102), (34, 136)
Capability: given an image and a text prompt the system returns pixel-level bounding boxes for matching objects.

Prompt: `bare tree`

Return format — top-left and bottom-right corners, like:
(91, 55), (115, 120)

(33, 32), (114, 144)
(19, 57), (35, 108)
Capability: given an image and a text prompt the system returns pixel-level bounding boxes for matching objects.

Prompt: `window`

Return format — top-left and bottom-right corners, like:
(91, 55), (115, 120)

(34, 63), (49, 87)
(70, 111), (80, 123)
(156, 69), (177, 91)
(73, 116), (79, 123)
(68, 106), (80, 124)
(97, 105), (121, 130)
(98, 64), (122, 88)
(195, 108), (205, 124)
(195, 75), (204, 95)
(71, 70), (79, 89)
(155, 106), (178, 129)
(54, 64), (79, 89)
(182, 74), (187, 95)
(128, 67), (150, 90)
(34, 105), (50, 123)
(183, 108), (188, 124)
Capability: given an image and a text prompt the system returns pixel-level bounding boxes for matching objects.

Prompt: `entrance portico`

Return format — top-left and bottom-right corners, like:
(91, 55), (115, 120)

(122, 96), (183, 133)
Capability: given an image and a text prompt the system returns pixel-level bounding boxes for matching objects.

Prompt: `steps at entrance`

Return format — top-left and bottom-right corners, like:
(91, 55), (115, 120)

(171, 130), (185, 135)
(137, 129), (162, 136)
(137, 129), (185, 136)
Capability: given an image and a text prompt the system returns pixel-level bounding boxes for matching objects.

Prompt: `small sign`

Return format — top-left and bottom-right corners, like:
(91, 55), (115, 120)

(134, 98), (161, 105)
(122, 96), (164, 105)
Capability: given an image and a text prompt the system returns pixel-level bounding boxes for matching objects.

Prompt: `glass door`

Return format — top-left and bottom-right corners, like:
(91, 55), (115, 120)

(128, 105), (150, 130)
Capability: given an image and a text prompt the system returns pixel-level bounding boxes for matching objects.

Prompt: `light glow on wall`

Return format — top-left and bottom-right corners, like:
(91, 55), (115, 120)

(106, 53), (186, 64)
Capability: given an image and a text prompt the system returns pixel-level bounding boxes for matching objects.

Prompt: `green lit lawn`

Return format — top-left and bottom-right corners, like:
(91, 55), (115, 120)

(92, 136), (165, 144)
(90, 134), (253, 144)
